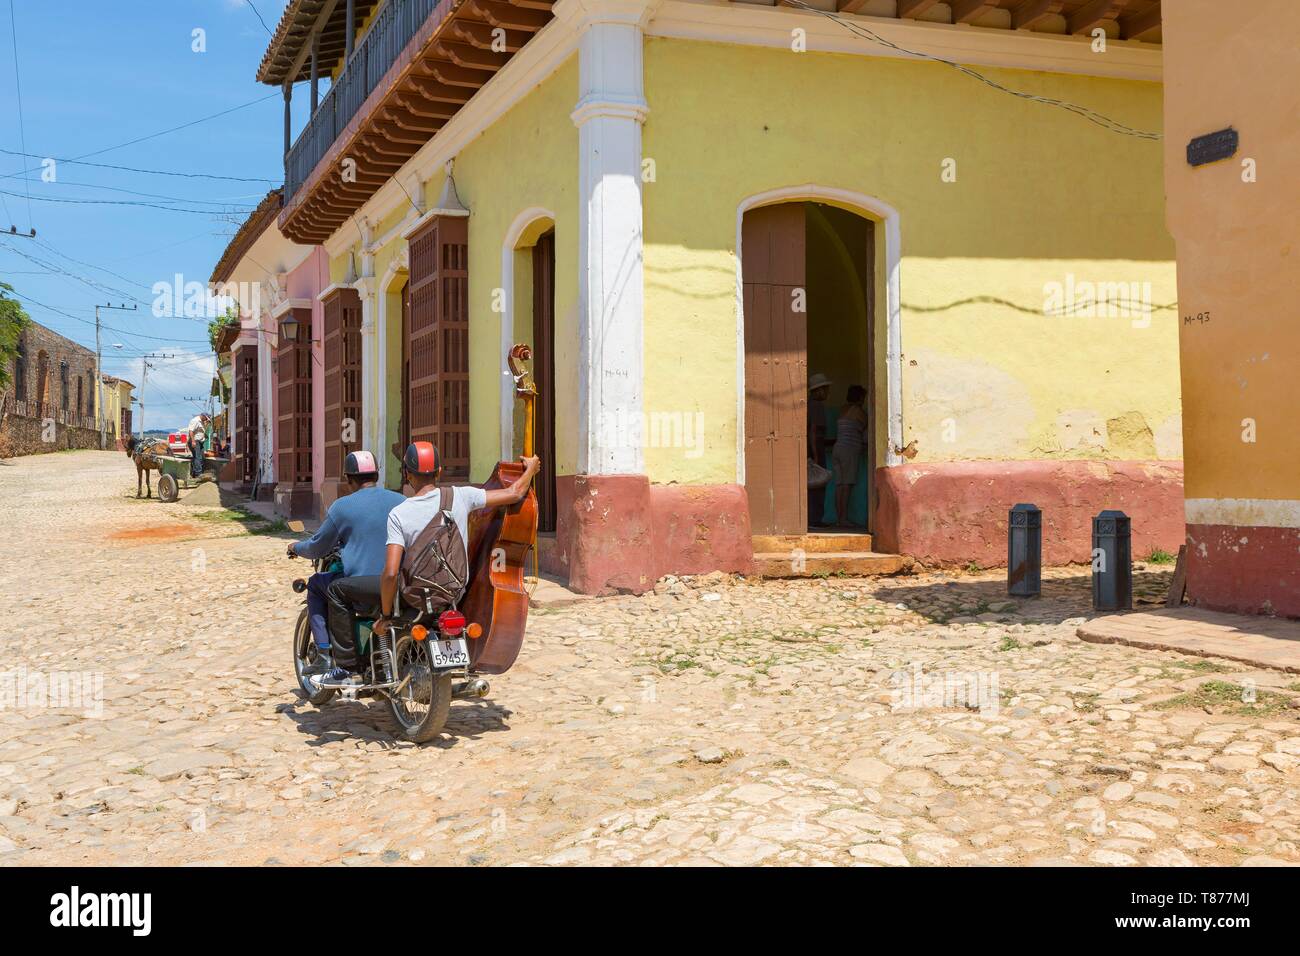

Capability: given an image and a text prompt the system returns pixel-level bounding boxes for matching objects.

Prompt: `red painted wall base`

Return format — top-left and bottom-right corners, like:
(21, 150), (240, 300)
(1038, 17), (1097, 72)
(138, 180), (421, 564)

(873, 460), (1185, 567)
(550, 475), (754, 595)
(1186, 523), (1300, 618)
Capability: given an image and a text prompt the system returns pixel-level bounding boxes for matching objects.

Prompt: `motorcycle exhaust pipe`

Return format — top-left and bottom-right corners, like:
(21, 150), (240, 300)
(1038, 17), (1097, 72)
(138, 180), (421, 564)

(453, 677), (490, 700)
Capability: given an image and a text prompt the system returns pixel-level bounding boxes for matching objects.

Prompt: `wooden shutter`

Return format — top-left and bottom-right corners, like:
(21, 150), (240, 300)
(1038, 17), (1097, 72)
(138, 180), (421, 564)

(322, 287), (363, 495)
(235, 346), (260, 485)
(407, 215), (469, 480)
(742, 203), (807, 535)
(276, 309), (314, 488)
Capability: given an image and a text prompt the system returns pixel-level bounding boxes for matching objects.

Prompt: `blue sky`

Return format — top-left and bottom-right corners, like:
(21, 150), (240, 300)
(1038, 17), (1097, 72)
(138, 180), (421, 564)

(0, 0), (300, 430)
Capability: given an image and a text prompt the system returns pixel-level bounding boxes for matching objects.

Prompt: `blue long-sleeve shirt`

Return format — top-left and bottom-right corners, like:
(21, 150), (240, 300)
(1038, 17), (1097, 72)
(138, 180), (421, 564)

(293, 485), (405, 576)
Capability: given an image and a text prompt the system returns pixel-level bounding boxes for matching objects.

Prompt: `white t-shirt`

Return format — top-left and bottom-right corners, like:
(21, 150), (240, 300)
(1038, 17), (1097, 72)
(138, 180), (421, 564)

(187, 415), (206, 441)
(386, 485), (488, 554)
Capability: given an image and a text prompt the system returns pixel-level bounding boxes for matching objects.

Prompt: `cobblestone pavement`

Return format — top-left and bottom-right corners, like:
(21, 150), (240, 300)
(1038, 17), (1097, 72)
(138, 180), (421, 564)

(2, 451), (1299, 867)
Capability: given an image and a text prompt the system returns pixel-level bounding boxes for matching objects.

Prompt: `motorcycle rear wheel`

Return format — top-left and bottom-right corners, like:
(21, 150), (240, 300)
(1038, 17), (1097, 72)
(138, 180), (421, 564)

(294, 608), (337, 706)
(388, 634), (453, 743)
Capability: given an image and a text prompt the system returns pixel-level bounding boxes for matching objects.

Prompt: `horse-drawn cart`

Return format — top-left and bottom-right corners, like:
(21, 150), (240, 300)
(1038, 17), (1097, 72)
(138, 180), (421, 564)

(154, 454), (228, 503)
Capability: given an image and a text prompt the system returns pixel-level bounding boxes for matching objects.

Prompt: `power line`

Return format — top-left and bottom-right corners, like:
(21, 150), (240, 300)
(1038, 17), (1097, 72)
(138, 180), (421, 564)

(6, 0), (33, 229)
(245, 0), (274, 37)
(0, 149), (280, 185)
(0, 91), (283, 182)
(782, 0), (1162, 140)
(0, 187), (257, 216)
(34, 178), (265, 207)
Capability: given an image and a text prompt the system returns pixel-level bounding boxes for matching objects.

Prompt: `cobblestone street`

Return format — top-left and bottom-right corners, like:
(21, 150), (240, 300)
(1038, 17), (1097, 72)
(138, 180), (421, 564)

(2, 451), (1299, 866)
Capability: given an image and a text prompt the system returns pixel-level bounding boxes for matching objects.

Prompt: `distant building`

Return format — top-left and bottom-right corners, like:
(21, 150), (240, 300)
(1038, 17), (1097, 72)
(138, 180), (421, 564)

(0, 318), (133, 458)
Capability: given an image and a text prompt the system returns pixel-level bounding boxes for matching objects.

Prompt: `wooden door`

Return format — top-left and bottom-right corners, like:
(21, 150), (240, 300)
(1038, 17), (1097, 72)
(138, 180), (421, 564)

(236, 348), (259, 485)
(532, 231), (557, 533)
(742, 203), (807, 534)
(394, 282), (411, 471)
(408, 215), (470, 481)
(323, 288), (363, 498)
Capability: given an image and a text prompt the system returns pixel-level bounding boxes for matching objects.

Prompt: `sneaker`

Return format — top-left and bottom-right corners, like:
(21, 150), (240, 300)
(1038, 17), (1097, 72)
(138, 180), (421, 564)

(311, 666), (363, 690)
(301, 646), (334, 679)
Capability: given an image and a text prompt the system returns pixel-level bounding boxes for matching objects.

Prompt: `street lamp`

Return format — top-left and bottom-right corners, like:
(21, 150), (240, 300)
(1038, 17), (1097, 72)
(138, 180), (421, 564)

(279, 313), (301, 342)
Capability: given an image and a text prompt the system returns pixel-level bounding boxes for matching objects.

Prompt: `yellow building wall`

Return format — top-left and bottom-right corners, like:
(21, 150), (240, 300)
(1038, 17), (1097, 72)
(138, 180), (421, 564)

(1162, 0), (1299, 507)
(641, 37), (1180, 486)
(332, 55), (579, 484)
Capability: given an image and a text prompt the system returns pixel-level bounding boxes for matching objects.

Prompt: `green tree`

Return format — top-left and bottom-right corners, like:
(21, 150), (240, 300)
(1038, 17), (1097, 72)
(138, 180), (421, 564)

(0, 282), (31, 391)
(208, 304), (239, 353)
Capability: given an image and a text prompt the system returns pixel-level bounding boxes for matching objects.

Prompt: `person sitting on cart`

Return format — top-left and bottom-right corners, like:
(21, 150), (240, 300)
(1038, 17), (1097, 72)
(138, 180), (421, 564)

(186, 412), (211, 478)
(287, 450), (403, 678)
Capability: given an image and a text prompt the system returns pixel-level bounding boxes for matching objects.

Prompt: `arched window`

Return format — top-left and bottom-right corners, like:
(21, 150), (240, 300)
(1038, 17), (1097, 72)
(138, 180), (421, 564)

(12, 340), (25, 401)
(35, 350), (49, 413)
(60, 362), (70, 412)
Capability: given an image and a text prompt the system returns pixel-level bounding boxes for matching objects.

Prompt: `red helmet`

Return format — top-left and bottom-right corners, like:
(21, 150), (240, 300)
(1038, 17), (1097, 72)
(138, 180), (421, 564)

(343, 450), (378, 477)
(402, 441), (440, 476)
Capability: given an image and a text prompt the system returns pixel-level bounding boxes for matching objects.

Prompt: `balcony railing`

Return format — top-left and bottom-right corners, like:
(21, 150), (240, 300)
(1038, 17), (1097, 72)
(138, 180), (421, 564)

(285, 0), (441, 203)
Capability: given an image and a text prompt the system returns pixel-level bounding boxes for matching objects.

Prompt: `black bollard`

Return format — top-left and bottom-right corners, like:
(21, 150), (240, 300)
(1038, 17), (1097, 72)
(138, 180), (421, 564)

(1092, 509), (1132, 611)
(1007, 503), (1042, 597)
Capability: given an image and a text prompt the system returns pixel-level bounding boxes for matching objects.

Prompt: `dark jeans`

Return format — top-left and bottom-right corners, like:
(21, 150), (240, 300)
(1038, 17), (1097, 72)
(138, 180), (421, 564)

(306, 570), (341, 650)
(190, 439), (205, 478)
(326, 575), (382, 671)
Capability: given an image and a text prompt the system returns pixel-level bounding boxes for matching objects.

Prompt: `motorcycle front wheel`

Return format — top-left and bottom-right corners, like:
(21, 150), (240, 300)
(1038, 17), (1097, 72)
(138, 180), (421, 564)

(388, 634), (453, 743)
(293, 608), (337, 706)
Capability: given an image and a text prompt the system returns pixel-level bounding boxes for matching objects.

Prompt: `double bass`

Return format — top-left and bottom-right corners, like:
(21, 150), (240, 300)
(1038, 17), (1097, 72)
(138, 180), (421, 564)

(461, 343), (539, 674)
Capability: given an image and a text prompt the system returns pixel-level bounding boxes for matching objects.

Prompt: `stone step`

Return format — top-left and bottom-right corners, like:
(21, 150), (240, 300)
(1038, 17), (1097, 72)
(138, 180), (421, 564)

(751, 532), (875, 554)
(752, 550), (905, 578)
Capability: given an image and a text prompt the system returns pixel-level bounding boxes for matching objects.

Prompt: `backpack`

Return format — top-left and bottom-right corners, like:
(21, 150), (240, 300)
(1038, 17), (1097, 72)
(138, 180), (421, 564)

(398, 487), (470, 619)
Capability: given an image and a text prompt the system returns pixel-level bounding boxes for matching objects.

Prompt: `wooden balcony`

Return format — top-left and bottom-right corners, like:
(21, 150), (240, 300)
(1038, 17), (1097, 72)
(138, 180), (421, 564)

(277, 0), (556, 244)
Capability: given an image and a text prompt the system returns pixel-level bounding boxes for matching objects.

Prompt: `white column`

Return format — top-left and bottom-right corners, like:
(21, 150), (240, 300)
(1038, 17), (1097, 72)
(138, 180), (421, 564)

(566, 0), (655, 475)
(354, 276), (378, 463)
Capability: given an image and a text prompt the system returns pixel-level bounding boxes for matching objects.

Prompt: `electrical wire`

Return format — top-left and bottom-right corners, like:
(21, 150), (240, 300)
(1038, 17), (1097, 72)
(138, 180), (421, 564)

(0, 188), (257, 216)
(7, 0), (33, 228)
(0, 150), (280, 185)
(782, 0), (1162, 140)
(0, 91), (284, 182)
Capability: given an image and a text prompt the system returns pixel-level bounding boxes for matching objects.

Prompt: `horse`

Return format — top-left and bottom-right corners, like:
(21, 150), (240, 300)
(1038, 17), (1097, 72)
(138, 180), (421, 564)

(124, 435), (168, 498)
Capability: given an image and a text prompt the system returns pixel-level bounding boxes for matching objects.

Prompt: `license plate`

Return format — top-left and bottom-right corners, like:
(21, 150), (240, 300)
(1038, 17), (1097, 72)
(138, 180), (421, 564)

(428, 637), (469, 670)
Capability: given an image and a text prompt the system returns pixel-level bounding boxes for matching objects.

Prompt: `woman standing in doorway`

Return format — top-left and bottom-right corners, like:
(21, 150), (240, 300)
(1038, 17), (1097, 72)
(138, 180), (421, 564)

(832, 385), (868, 528)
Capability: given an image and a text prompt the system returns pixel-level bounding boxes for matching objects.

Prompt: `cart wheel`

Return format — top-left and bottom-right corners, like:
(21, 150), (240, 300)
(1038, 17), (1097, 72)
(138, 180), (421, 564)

(158, 473), (179, 503)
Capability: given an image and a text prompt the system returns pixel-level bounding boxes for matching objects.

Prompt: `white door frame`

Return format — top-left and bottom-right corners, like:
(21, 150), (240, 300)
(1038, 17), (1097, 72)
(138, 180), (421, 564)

(734, 184), (903, 484)
(499, 206), (558, 461)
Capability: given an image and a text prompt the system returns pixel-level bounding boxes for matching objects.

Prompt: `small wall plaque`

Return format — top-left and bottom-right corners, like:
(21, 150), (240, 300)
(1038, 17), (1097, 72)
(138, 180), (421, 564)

(1187, 127), (1238, 167)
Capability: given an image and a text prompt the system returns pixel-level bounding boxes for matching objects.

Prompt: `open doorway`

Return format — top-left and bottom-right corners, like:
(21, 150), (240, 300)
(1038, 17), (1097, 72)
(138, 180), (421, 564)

(742, 200), (876, 535)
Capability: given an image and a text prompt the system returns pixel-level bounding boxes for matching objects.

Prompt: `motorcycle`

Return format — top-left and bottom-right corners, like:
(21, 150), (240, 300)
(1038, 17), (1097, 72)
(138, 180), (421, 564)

(289, 550), (489, 743)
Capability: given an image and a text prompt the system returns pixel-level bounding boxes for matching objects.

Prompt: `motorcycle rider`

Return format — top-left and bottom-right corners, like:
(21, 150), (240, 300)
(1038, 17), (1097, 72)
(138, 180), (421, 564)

(311, 441), (539, 688)
(287, 450), (403, 676)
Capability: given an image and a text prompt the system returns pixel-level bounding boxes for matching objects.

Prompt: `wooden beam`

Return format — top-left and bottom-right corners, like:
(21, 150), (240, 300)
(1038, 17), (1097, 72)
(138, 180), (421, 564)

(430, 40), (510, 71)
(465, 1), (550, 31)
(1119, 3), (1161, 41)
(449, 20), (528, 52)
(835, 0), (871, 13)
(284, 0), (341, 86)
(1012, 0), (1063, 30)
(1067, 0), (1130, 35)
(897, 0), (941, 19)
(951, 0), (997, 24)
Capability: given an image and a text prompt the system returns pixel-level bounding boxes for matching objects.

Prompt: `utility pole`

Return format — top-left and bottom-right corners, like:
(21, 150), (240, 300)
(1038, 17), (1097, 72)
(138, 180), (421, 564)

(138, 352), (175, 439)
(94, 302), (137, 449)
